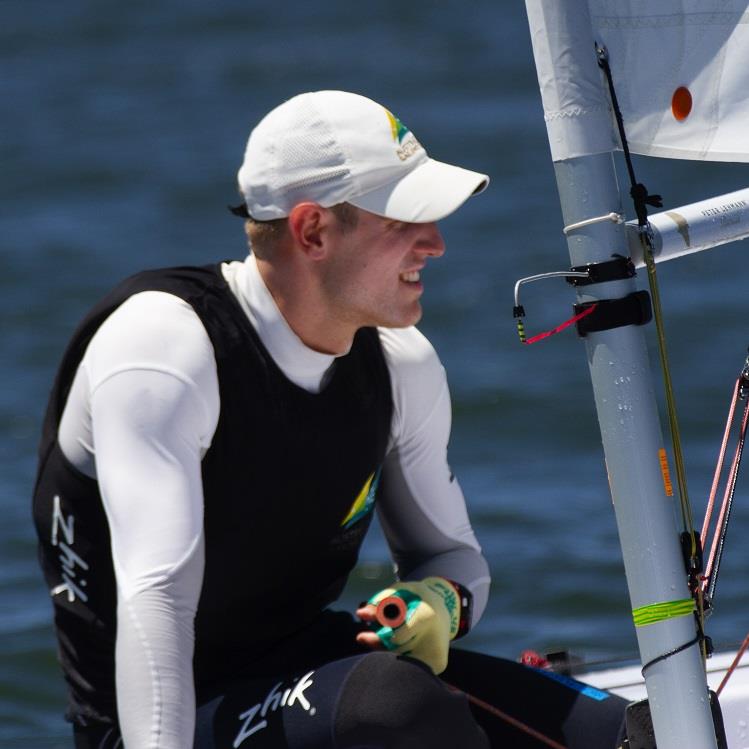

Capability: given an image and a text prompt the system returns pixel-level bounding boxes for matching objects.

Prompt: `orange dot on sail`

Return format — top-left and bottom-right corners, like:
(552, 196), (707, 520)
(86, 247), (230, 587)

(672, 86), (692, 121)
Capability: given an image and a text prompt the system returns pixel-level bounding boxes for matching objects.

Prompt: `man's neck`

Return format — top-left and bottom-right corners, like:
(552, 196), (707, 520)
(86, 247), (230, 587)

(255, 257), (355, 356)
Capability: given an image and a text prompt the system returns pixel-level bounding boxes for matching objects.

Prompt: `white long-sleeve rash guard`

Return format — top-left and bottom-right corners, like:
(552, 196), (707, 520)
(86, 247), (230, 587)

(57, 254), (491, 748)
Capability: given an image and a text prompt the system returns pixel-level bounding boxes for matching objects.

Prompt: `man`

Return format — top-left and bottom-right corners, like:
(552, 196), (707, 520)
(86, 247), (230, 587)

(33, 90), (493, 748)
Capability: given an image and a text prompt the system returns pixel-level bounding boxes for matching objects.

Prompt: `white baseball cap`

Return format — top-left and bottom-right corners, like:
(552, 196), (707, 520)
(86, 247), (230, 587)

(236, 90), (489, 223)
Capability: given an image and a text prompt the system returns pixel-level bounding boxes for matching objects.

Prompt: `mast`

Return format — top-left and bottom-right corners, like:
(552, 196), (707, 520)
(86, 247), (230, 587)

(524, 2), (718, 747)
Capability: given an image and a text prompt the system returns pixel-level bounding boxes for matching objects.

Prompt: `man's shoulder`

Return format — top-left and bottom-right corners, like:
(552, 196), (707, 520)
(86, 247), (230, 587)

(85, 291), (214, 378)
(376, 328), (449, 437)
(376, 327), (443, 379)
(91, 260), (238, 346)
(100, 290), (203, 333)
(79, 264), (228, 344)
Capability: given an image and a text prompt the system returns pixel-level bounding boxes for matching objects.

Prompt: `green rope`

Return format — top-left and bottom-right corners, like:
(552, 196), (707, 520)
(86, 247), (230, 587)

(633, 598), (695, 627)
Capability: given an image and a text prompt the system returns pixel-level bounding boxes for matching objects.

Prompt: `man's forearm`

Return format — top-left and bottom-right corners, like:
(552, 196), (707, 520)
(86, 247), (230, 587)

(116, 557), (201, 749)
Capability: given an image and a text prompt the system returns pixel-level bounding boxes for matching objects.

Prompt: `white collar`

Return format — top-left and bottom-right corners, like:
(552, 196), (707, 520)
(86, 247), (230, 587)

(223, 254), (338, 393)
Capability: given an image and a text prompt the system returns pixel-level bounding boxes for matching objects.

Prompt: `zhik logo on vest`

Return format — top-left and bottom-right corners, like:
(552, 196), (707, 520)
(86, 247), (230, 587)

(50, 494), (90, 603)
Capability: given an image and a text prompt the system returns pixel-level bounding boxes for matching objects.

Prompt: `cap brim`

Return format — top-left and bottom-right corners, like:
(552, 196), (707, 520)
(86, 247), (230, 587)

(348, 158), (489, 223)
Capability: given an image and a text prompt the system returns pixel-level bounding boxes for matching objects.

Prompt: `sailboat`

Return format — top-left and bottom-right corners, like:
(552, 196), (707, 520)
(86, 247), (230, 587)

(521, 2), (749, 747)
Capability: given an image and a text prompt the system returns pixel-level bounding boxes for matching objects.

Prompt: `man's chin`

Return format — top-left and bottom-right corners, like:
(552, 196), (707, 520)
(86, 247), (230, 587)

(388, 309), (422, 329)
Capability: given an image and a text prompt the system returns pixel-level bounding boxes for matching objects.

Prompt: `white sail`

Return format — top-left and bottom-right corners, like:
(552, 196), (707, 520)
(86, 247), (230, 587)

(536, 0), (749, 162)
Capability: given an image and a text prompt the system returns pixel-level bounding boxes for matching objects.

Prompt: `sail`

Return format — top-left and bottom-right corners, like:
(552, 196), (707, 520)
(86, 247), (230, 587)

(530, 1), (749, 163)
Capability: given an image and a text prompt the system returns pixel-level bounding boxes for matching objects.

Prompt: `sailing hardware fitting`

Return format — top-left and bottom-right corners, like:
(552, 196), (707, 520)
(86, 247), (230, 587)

(562, 211), (624, 235)
(375, 596), (408, 628)
(681, 529), (706, 601)
(568, 256), (652, 336)
(566, 255), (635, 286)
(513, 271), (591, 344)
(513, 256), (648, 343)
(574, 292), (652, 337)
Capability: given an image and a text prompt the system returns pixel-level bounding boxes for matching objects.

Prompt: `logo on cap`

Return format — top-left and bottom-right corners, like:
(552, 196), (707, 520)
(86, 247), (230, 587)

(384, 109), (421, 162)
(385, 109), (410, 144)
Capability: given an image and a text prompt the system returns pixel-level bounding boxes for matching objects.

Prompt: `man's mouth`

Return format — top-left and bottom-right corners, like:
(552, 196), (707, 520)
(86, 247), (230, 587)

(399, 271), (421, 283)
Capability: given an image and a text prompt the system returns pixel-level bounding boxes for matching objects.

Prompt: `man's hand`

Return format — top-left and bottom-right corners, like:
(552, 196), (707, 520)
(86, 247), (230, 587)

(355, 577), (461, 674)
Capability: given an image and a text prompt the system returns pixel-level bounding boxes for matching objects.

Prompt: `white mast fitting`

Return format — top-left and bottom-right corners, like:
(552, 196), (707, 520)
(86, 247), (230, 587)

(524, 2), (719, 747)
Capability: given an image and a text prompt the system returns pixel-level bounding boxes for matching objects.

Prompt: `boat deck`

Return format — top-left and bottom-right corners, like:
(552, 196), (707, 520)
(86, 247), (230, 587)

(580, 651), (749, 748)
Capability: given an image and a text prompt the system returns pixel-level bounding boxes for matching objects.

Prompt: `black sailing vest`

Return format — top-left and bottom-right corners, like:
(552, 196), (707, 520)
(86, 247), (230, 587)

(32, 264), (393, 724)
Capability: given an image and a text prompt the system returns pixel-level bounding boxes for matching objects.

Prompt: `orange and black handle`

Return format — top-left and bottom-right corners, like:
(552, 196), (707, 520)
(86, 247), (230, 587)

(375, 595), (408, 629)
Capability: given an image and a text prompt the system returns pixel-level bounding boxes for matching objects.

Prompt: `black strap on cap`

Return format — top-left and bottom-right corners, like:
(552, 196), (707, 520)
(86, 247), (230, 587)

(228, 203), (251, 218)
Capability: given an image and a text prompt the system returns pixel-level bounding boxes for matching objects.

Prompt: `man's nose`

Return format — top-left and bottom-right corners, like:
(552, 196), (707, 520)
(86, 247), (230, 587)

(417, 223), (446, 257)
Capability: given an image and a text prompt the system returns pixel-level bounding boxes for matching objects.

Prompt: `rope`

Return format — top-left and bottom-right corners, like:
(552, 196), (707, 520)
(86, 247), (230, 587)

(696, 354), (749, 694)
(632, 599), (695, 628)
(641, 634), (702, 676)
(519, 305), (598, 345)
(563, 212), (624, 234)
(443, 681), (568, 749)
(701, 359), (749, 603)
(595, 46), (662, 225)
(705, 401), (749, 600)
(643, 243), (697, 546)
(716, 633), (749, 696)
(701, 378), (741, 549)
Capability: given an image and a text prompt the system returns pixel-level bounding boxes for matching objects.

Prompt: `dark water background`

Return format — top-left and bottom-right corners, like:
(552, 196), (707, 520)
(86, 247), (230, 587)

(3, 2), (749, 743)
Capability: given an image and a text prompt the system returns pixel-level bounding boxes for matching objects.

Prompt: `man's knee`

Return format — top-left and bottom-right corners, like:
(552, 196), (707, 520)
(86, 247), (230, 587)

(334, 652), (488, 749)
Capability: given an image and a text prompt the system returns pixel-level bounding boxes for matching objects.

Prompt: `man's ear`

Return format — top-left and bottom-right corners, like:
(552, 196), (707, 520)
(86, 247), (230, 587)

(287, 203), (332, 260)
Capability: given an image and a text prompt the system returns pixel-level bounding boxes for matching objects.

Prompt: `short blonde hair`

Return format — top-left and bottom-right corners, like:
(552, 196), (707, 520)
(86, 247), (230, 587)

(245, 203), (359, 259)
(245, 216), (287, 260)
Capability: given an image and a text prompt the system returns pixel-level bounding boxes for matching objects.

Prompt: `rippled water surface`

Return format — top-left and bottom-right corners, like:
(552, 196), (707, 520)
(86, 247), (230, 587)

(4, 2), (749, 743)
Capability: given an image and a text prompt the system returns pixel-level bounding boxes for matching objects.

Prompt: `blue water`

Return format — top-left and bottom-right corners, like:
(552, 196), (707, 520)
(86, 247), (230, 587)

(4, 2), (749, 743)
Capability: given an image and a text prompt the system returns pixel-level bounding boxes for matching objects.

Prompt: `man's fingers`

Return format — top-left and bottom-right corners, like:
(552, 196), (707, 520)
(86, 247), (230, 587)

(356, 631), (384, 649)
(355, 603), (378, 622)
